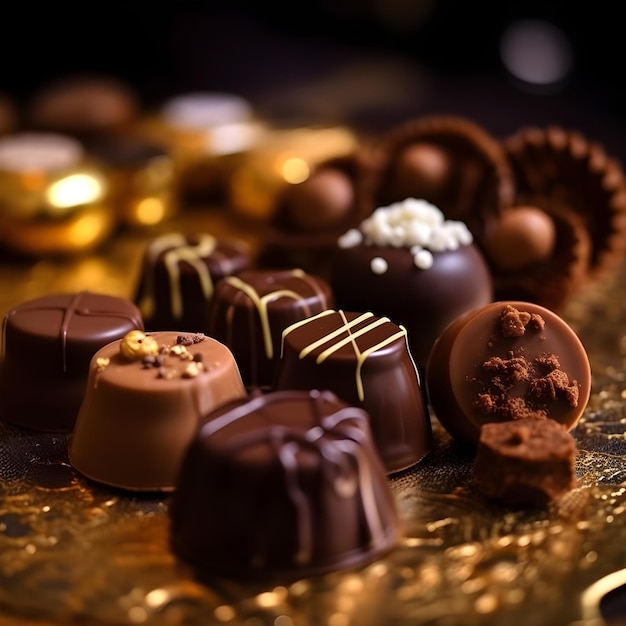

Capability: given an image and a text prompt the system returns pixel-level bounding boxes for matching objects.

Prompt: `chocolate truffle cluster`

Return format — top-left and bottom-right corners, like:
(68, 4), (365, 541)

(261, 114), (626, 312)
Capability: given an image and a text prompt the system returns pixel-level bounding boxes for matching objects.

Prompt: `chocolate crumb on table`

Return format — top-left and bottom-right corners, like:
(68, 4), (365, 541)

(473, 417), (577, 507)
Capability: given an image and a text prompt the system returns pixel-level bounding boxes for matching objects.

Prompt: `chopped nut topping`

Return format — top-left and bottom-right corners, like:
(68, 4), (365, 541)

(120, 330), (159, 361)
(95, 357), (110, 372)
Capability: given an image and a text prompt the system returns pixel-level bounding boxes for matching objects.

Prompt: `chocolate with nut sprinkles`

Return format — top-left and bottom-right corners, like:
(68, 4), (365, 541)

(69, 331), (245, 491)
(427, 301), (591, 447)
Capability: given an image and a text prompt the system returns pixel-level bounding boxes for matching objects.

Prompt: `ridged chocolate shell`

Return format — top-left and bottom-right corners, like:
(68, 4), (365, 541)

(375, 115), (515, 242)
(503, 126), (626, 280)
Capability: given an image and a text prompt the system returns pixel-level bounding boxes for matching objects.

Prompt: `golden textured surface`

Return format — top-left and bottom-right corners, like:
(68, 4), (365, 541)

(2, 208), (626, 626)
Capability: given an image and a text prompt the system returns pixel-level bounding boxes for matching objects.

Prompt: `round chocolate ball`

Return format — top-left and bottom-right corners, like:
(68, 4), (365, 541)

(385, 142), (453, 203)
(331, 242), (493, 372)
(485, 206), (556, 271)
(282, 168), (355, 233)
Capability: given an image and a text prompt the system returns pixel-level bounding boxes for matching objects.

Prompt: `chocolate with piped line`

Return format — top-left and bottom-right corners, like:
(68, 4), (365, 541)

(170, 389), (399, 582)
(134, 232), (250, 333)
(0, 291), (144, 432)
(207, 268), (334, 389)
(275, 309), (431, 473)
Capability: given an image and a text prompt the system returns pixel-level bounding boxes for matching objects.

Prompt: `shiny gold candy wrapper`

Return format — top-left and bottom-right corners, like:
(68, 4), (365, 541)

(0, 133), (115, 256)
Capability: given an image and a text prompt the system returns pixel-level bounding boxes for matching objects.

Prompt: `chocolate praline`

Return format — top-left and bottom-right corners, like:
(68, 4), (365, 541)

(0, 291), (144, 432)
(207, 268), (334, 389)
(69, 331), (246, 491)
(427, 301), (592, 447)
(332, 237), (493, 372)
(134, 232), (251, 333)
(170, 389), (399, 582)
(275, 309), (432, 473)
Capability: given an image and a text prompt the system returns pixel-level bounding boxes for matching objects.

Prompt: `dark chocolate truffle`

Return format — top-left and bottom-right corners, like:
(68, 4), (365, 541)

(427, 301), (592, 447)
(503, 125), (626, 282)
(473, 418), (577, 506)
(484, 202), (591, 310)
(69, 331), (246, 491)
(134, 232), (250, 333)
(258, 150), (379, 279)
(170, 389), (399, 582)
(207, 268), (334, 389)
(331, 199), (493, 370)
(275, 309), (431, 473)
(376, 115), (514, 241)
(0, 291), (144, 432)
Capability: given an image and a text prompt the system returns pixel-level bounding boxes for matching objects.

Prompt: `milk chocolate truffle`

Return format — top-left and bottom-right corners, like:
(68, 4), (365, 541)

(134, 232), (250, 333)
(275, 310), (431, 473)
(331, 198), (493, 370)
(484, 203), (592, 310)
(0, 292), (144, 432)
(207, 268), (334, 389)
(503, 126), (626, 282)
(427, 302), (591, 447)
(473, 418), (577, 507)
(69, 331), (246, 491)
(376, 115), (514, 241)
(170, 389), (399, 582)
(28, 74), (139, 140)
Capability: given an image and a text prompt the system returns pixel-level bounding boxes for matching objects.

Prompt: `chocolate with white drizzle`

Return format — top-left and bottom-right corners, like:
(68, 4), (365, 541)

(207, 268), (334, 388)
(134, 232), (250, 333)
(170, 389), (399, 583)
(0, 291), (143, 432)
(275, 309), (432, 473)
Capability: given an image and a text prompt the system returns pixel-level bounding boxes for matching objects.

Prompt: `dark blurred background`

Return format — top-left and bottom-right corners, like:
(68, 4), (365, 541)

(1, 1), (624, 155)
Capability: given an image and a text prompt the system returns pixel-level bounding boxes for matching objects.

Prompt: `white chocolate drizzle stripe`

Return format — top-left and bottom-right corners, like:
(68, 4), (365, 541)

(295, 311), (375, 360)
(224, 270), (324, 359)
(139, 233), (217, 320)
(280, 309), (335, 359)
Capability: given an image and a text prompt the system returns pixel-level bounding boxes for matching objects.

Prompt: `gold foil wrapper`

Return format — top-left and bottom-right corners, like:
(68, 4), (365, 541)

(1, 210), (626, 625)
(0, 134), (115, 256)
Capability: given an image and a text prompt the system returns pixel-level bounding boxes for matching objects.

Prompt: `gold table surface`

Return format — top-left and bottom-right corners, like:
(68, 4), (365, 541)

(1, 208), (626, 626)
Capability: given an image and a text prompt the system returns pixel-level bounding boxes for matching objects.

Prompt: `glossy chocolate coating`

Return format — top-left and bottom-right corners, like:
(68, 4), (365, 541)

(427, 301), (592, 447)
(69, 331), (246, 491)
(0, 292), (144, 432)
(207, 268), (334, 389)
(274, 310), (431, 473)
(134, 232), (250, 333)
(331, 242), (493, 372)
(170, 389), (399, 582)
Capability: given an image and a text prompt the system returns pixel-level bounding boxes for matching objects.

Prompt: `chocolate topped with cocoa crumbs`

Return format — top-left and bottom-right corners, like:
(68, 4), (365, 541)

(426, 301), (591, 446)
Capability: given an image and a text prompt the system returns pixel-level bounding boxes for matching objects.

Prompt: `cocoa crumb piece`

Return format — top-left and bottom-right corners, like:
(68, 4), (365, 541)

(500, 305), (531, 337)
(529, 369), (579, 407)
(482, 355), (530, 387)
(177, 334), (206, 346)
(534, 353), (560, 370)
(529, 314), (545, 332)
